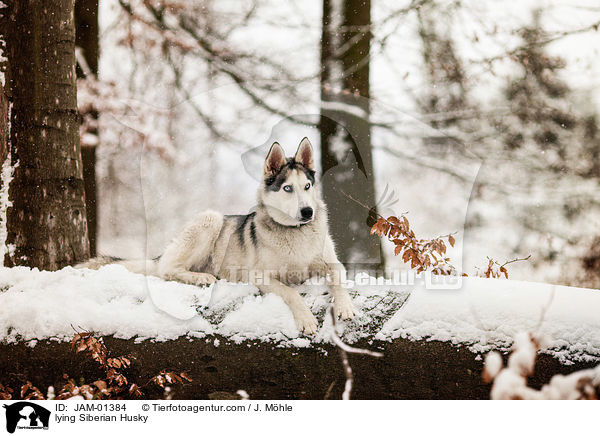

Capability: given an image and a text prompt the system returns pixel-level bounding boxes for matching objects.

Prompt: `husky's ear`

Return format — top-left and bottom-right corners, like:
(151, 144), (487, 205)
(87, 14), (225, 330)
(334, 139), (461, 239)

(264, 142), (286, 176)
(294, 137), (315, 170)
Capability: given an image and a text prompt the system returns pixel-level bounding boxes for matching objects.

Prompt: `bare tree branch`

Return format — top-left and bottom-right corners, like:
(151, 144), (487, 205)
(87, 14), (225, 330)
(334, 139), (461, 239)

(328, 306), (383, 400)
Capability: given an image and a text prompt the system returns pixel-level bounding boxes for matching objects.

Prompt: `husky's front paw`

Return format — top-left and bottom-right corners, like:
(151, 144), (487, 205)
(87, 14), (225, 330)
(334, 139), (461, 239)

(162, 270), (217, 287)
(295, 308), (318, 335)
(194, 273), (217, 286)
(334, 292), (355, 320)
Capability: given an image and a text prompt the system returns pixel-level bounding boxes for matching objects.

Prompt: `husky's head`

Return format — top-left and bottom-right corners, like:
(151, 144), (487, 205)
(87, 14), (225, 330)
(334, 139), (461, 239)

(260, 138), (322, 227)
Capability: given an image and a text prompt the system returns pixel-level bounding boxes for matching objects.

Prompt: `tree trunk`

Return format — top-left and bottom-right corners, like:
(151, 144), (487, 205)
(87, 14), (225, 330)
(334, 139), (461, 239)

(319, 0), (382, 273)
(3, 0), (89, 270)
(75, 0), (99, 257)
(0, 335), (595, 400)
(0, 80), (8, 167)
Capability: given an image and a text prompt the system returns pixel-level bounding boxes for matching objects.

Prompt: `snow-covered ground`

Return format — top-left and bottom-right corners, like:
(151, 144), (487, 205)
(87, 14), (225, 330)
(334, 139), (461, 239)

(1, 265), (598, 364)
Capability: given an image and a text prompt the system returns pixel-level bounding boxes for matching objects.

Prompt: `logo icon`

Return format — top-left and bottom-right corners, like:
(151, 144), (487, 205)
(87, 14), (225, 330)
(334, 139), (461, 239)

(2, 402), (50, 433)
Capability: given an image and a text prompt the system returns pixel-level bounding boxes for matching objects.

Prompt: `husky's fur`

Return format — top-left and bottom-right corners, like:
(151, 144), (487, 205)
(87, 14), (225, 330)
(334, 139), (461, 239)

(82, 138), (355, 333)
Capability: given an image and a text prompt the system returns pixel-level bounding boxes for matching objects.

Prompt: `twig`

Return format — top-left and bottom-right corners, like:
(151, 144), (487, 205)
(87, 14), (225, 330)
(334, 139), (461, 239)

(328, 306), (383, 400)
(339, 189), (408, 222)
(475, 20), (600, 66)
(500, 255), (532, 268)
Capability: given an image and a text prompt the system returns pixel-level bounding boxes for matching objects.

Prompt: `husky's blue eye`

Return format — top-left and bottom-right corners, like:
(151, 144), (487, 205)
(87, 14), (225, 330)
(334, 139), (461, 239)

(283, 185), (293, 193)
(305, 183), (311, 190)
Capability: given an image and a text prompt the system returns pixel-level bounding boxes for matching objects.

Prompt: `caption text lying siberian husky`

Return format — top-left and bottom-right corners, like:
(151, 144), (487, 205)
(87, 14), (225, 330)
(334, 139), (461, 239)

(157, 138), (355, 333)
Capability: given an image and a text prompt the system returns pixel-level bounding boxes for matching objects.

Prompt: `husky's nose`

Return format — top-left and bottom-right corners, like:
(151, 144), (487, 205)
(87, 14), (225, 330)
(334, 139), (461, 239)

(300, 207), (313, 220)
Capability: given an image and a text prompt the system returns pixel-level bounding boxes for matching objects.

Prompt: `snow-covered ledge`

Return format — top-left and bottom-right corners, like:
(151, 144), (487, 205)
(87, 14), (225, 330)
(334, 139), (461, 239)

(1, 265), (599, 365)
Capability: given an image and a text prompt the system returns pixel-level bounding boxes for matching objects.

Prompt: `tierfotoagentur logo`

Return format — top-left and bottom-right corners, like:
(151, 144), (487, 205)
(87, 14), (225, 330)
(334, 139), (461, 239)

(2, 402), (50, 434)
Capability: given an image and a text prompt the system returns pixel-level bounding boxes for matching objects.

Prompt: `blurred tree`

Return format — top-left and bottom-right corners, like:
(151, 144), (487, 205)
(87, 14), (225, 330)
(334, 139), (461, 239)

(320, 0), (382, 271)
(497, 11), (600, 181)
(3, 0), (89, 269)
(116, 0), (310, 145)
(487, 11), (600, 282)
(75, 0), (99, 257)
(417, 3), (469, 130)
(500, 11), (575, 168)
(415, 2), (477, 167)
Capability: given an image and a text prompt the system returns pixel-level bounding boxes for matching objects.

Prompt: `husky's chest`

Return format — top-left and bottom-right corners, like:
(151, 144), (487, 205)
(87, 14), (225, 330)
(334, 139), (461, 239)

(259, 225), (324, 269)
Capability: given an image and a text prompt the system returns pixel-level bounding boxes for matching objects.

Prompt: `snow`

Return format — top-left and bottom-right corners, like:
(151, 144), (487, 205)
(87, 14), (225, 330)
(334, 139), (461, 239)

(0, 152), (15, 265)
(486, 332), (600, 399)
(378, 278), (600, 363)
(0, 265), (213, 343)
(0, 265), (598, 364)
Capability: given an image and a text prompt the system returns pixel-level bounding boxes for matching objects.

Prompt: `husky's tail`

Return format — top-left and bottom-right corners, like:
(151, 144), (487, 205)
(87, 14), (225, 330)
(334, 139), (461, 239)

(76, 256), (159, 276)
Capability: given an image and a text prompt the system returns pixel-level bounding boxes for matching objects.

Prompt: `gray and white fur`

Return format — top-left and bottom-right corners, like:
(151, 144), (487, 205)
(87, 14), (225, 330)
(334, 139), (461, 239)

(82, 138), (355, 333)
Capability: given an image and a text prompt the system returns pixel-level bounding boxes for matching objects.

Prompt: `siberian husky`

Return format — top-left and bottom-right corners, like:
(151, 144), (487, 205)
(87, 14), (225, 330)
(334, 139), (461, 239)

(85, 138), (355, 333)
